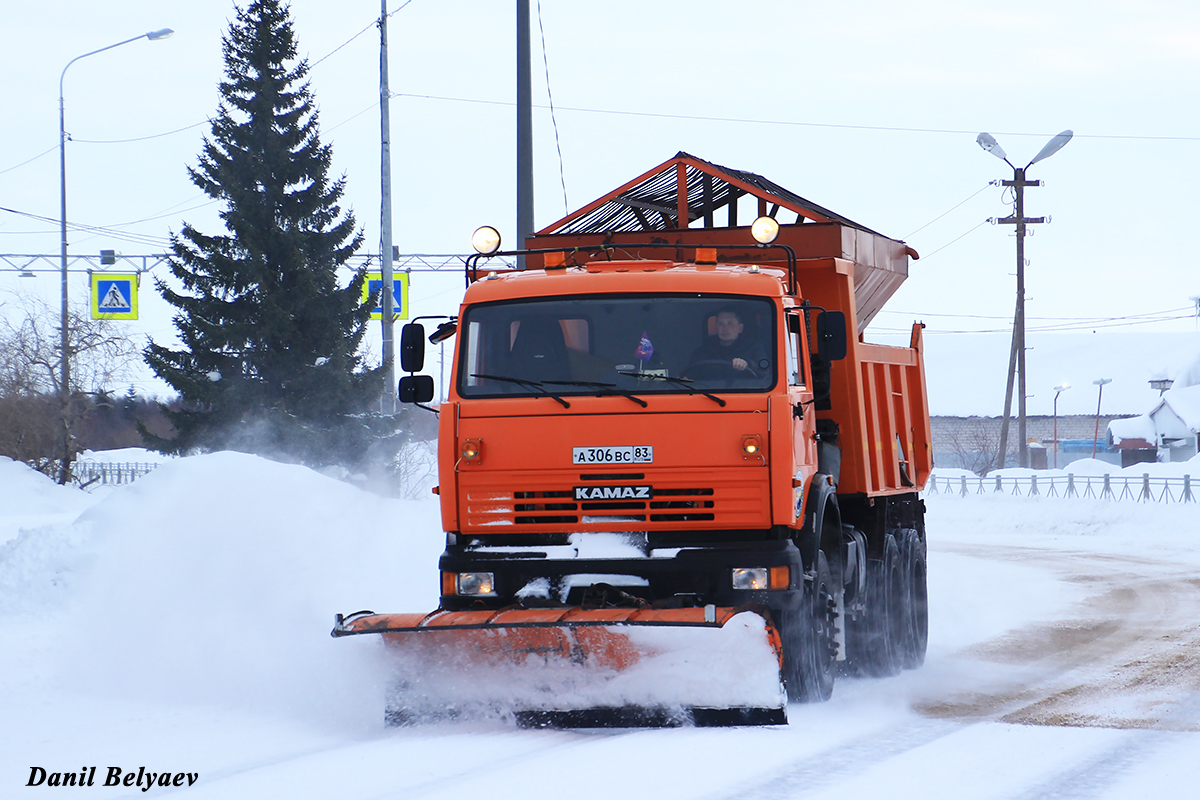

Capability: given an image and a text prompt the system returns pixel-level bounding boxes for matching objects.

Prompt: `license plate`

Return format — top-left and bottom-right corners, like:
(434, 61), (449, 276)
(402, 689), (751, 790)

(572, 446), (653, 465)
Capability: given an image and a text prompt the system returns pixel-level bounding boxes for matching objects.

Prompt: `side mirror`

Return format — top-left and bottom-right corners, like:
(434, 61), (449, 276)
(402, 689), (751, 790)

(399, 375), (435, 404)
(400, 323), (426, 373)
(429, 320), (458, 344)
(816, 310), (847, 361)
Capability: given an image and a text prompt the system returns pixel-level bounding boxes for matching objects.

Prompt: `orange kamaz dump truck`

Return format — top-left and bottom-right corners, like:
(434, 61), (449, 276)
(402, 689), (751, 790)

(334, 153), (932, 727)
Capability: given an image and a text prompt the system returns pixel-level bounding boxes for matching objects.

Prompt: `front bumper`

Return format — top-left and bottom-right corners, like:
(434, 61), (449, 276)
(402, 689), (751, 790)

(439, 538), (804, 612)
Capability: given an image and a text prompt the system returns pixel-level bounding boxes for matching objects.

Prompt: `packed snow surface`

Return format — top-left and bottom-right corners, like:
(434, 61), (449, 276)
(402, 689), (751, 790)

(2, 452), (1199, 799)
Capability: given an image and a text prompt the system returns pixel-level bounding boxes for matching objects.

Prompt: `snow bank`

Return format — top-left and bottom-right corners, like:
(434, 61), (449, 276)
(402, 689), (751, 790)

(939, 452), (1200, 482)
(0, 457), (98, 552)
(0, 456), (94, 518)
(6, 451), (445, 731)
(76, 447), (176, 464)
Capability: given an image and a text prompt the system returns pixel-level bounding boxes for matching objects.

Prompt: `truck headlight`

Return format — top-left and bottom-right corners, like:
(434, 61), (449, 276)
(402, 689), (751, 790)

(732, 567), (769, 591)
(731, 566), (790, 591)
(456, 572), (495, 596)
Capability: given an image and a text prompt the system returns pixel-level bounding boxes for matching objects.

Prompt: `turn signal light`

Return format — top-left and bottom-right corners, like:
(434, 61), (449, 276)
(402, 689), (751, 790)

(742, 435), (762, 457)
(462, 439), (482, 461)
(769, 565), (790, 589)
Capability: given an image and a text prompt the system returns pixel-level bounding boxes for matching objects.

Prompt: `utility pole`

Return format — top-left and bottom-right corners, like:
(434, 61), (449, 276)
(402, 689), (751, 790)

(379, 0), (396, 413)
(516, 0), (533, 269)
(995, 166), (1045, 469)
(977, 130), (1072, 469)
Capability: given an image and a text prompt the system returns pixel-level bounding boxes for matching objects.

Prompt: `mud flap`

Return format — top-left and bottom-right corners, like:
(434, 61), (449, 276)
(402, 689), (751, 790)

(333, 606), (787, 727)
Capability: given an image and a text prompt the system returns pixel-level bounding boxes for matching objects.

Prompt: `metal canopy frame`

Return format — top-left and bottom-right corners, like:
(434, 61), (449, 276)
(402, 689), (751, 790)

(537, 151), (885, 238)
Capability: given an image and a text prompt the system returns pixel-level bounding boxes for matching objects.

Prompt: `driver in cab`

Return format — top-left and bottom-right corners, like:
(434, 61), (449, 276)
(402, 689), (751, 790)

(685, 308), (767, 379)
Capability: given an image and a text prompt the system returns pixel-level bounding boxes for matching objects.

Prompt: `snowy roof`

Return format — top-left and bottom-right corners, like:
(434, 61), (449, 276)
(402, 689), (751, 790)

(1108, 414), (1156, 447)
(1157, 384), (1200, 433)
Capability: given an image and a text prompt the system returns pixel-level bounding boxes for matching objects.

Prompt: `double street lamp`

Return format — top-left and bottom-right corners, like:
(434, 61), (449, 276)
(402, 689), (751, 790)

(1092, 377), (1112, 458)
(977, 128), (1073, 469)
(57, 28), (172, 482)
(1052, 382), (1070, 469)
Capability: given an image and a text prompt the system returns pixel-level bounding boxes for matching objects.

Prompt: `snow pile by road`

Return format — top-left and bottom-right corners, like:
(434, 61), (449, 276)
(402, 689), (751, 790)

(76, 447), (177, 464)
(2, 451), (443, 731)
(931, 451), (1200, 482)
(0, 456), (96, 535)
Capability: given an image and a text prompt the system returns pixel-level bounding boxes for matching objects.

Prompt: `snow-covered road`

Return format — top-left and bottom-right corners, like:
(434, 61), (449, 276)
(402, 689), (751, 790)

(2, 453), (1198, 798)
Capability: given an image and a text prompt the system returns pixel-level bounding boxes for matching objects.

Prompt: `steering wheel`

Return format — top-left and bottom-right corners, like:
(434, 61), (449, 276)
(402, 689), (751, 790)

(687, 358), (759, 379)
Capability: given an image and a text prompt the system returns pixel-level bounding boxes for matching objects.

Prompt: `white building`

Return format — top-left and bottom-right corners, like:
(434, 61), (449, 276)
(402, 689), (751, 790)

(1109, 362), (1200, 463)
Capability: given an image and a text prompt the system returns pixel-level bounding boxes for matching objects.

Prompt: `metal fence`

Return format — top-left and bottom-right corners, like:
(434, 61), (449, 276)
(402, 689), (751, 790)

(926, 472), (1196, 504)
(72, 461), (160, 488)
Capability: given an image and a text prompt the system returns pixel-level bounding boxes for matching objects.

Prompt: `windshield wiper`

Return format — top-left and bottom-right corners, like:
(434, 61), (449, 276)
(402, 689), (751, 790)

(470, 373), (571, 408)
(617, 371), (726, 407)
(543, 380), (648, 408)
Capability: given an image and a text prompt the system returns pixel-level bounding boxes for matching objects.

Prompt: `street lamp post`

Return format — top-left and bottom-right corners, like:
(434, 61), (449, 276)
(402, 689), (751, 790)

(1092, 377), (1112, 458)
(57, 28), (173, 484)
(1052, 382), (1070, 469)
(977, 129), (1073, 469)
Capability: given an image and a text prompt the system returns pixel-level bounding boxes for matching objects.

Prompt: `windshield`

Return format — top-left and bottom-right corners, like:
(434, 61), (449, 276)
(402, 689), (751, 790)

(458, 294), (776, 398)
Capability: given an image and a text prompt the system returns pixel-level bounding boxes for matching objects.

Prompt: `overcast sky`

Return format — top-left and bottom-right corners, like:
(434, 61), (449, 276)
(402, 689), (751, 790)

(1, 0), (1198, 412)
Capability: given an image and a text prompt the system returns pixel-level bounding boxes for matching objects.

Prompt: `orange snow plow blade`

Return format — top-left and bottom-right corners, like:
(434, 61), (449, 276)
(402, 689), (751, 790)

(333, 605), (787, 727)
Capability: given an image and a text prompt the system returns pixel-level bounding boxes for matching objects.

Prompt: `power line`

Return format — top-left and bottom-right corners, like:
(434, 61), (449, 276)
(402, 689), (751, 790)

(0, 145), (58, 176)
(0, 205), (168, 248)
(73, 119), (212, 145)
(0, 4), (419, 174)
(878, 306), (1194, 322)
(901, 183), (993, 239)
(393, 92), (1200, 142)
(309, 0), (415, 70)
(915, 219), (990, 260)
(536, 0), (568, 217)
(873, 313), (1195, 335)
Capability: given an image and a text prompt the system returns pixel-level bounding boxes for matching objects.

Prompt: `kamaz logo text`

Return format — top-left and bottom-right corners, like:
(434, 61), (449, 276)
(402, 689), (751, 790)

(573, 485), (652, 501)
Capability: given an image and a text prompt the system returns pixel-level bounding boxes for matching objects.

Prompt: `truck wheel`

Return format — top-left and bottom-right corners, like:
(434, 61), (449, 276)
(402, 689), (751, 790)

(806, 551), (838, 701)
(898, 528), (928, 669)
(780, 551), (837, 702)
(856, 533), (905, 677)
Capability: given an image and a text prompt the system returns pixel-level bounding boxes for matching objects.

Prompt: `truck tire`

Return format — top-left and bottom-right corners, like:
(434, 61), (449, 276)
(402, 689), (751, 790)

(854, 533), (905, 678)
(780, 551), (837, 702)
(897, 528), (928, 669)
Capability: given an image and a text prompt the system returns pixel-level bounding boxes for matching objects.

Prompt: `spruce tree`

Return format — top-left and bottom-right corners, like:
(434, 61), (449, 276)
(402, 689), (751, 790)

(145, 0), (386, 467)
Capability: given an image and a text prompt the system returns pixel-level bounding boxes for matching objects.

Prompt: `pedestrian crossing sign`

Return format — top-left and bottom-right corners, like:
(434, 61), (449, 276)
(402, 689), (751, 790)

(364, 272), (408, 321)
(91, 273), (139, 320)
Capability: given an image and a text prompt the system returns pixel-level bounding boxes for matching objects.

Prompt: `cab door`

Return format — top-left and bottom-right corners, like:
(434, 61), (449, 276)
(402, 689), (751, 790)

(786, 311), (817, 526)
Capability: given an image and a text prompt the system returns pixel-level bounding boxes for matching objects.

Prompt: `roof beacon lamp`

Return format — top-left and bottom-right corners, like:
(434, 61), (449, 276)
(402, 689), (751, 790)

(751, 215), (780, 245)
(976, 128), (1073, 470)
(471, 226), (502, 256)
